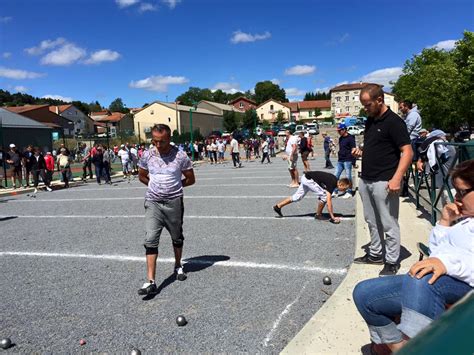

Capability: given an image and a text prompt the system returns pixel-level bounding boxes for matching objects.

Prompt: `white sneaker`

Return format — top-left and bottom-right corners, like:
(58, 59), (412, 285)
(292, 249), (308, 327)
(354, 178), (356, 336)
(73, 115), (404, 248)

(34, 188), (38, 194)
(46, 186), (52, 192)
(340, 192), (352, 199)
(331, 192), (338, 198)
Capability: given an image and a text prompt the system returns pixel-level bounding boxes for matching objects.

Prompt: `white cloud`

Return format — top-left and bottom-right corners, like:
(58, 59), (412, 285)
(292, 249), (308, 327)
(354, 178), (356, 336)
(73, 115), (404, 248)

(0, 67), (45, 79)
(0, 16), (12, 23)
(40, 43), (87, 66)
(129, 75), (189, 92)
(285, 87), (305, 96)
(42, 94), (73, 102)
(230, 30), (271, 44)
(285, 65), (316, 76)
(84, 50), (121, 64)
(139, 2), (158, 12)
(2, 52), (12, 59)
(315, 87), (330, 93)
(116, 0), (140, 8)
(335, 81), (349, 86)
(13, 86), (28, 93)
(429, 39), (457, 51)
(211, 82), (240, 94)
(288, 97), (300, 102)
(270, 78), (280, 85)
(162, 0), (181, 9)
(25, 37), (67, 55)
(359, 67), (403, 88)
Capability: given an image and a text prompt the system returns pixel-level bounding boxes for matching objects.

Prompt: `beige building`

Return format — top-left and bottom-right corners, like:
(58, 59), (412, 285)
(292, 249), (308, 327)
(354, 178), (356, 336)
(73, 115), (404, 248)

(197, 100), (244, 115)
(297, 100), (332, 122)
(133, 101), (222, 142)
(330, 82), (398, 117)
(256, 99), (291, 122)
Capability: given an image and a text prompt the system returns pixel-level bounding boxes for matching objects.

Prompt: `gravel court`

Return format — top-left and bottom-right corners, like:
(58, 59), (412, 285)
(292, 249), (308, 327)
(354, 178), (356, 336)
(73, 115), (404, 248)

(0, 153), (355, 352)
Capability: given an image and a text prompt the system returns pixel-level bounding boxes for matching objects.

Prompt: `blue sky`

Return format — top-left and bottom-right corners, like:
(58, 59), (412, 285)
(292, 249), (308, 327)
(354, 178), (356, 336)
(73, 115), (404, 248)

(0, 0), (472, 108)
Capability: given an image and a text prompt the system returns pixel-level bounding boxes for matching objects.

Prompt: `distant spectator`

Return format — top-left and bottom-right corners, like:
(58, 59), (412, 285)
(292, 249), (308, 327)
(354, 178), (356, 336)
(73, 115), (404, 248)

(56, 148), (72, 188)
(23, 145), (34, 187)
(118, 144), (130, 176)
(400, 100), (422, 160)
(81, 144), (93, 180)
(322, 132), (335, 169)
(44, 152), (55, 188)
(334, 123), (356, 198)
(31, 147), (52, 193)
(299, 131), (310, 172)
(6, 144), (23, 189)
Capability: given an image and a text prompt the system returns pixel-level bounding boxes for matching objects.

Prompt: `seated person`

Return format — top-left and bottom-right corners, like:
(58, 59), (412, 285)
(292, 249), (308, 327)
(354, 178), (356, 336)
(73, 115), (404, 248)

(353, 160), (474, 353)
(273, 170), (350, 224)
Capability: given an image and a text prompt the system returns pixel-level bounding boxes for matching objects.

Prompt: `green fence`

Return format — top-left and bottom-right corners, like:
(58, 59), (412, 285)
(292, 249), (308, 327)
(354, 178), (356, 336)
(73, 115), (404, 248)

(406, 141), (474, 225)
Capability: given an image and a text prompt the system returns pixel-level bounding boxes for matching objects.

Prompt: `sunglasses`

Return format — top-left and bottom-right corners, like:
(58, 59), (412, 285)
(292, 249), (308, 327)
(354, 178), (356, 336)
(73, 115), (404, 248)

(455, 187), (474, 199)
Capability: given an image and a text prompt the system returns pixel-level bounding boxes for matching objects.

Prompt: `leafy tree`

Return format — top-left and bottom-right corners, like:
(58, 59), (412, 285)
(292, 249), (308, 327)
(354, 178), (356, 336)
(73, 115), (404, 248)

(89, 101), (102, 112)
(314, 108), (322, 118)
(212, 89), (228, 104)
(223, 111), (238, 132)
(254, 81), (287, 105)
(304, 91), (330, 101)
(176, 87), (213, 106)
(358, 108), (367, 117)
(241, 109), (258, 130)
(276, 110), (286, 125)
(109, 98), (129, 113)
(71, 100), (90, 115)
(142, 103), (149, 108)
(261, 119), (271, 130)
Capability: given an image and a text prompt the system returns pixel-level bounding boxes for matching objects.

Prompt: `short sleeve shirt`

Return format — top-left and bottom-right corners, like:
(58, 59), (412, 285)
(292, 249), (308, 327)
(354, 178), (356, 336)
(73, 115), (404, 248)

(285, 135), (298, 156)
(304, 171), (337, 192)
(338, 134), (356, 162)
(230, 139), (239, 153)
(361, 108), (411, 181)
(138, 145), (193, 201)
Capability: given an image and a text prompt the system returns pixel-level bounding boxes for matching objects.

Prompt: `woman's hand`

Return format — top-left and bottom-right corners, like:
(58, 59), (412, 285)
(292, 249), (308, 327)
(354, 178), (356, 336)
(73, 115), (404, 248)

(439, 202), (463, 226)
(409, 257), (447, 285)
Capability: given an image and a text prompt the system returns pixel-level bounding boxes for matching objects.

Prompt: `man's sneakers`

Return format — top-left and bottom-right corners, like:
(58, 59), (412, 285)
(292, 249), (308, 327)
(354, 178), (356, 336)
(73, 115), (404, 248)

(340, 192), (353, 199)
(273, 205), (283, 217)
(138, 280), (158, 295)
(379, 263), (400, 277)
(46, 186), (52, 192)
(175, 266), (187, 281)
(353, 253), (384, 265)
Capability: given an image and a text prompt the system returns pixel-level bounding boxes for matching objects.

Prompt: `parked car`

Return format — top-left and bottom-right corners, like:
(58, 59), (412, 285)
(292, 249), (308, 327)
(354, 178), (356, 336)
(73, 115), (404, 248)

(347, 125), (364, 135)
(454, 130), (471, 142)
(306, 123), (320, 135)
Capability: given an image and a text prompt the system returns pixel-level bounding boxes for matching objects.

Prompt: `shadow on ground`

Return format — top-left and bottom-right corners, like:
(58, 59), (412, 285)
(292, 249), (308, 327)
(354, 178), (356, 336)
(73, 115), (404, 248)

(142, 255), (230, 301)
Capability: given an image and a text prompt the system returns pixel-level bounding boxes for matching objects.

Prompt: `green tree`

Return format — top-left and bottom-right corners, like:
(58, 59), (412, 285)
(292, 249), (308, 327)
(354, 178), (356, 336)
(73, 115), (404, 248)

(261, 119), (271, 130)
(223, 111), (238, 132)
(304, 91), (330, 101)
(314, 108), (322, 118)
(254, 81), (287, 105)
(212, 89), (228, 104)
(275, 110), (286, 125)
(176, 87), (213, 106)
(241, 109), (258, 131)
(109, 98), (129, 113)
(89, 101), (102, 112)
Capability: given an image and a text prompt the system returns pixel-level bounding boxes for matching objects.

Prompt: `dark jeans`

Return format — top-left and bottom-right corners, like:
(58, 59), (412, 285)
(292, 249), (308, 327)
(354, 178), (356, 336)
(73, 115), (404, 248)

(103, 162), (111, 183)
(83, 159), (93, 179)
(94, 164), (104, 184)
(60, 168), (70, 187)
(231, 153), (241, 167)
(261, 152), (271, 163)
(324, 149), (334, 168)
(353, 273), (471, 343)
(32, 169), (47, 188)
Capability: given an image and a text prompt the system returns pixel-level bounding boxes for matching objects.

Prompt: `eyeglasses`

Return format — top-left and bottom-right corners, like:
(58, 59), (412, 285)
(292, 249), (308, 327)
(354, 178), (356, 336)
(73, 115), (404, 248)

(455, 187), (474, 199)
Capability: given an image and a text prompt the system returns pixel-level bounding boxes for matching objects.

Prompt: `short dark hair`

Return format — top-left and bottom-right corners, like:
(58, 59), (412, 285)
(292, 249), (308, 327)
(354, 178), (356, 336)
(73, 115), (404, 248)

(450, 160), (474, 188)
(401, 100), (413, 109)
(360, 84), (384, 101)
(151, 123), (171, 137)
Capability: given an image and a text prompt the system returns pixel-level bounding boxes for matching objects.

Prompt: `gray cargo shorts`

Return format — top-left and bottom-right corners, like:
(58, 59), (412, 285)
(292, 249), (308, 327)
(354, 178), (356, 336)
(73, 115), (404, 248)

(143, 197), (185, 250)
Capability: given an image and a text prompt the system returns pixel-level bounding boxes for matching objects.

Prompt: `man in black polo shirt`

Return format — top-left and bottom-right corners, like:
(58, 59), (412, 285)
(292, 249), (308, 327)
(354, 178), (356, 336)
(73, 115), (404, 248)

(352, 84), (413, 276)
(272, 171), (350, 224)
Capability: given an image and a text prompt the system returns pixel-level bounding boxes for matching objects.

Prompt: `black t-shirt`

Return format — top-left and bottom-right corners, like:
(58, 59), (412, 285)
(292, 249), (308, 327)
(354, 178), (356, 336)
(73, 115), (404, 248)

(6, 150), (22, 167)
(361, 108), (411, 181)
(304, 171), (337, 192)
(299, 137), (309, 152)
(338, 134), (356, 162)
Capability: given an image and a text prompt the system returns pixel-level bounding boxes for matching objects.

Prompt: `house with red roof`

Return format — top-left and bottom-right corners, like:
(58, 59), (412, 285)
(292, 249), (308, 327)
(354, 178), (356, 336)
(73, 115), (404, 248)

(89, 110), (134, 138)
(228, 96), (257, 111)
(49, 104), (94, 136)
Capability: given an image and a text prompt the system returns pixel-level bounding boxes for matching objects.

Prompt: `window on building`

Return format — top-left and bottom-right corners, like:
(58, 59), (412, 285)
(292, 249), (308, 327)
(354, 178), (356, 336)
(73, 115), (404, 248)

(336, 97), (341, 102)
(345, 106), (350, 112)
(150, 110), (154, 115)
(345, 91), (349, 94)
(239, 102), (244, 108)
(345, 96), (349, 101)
(270, 104), (274, 110)
(261, 114), (264, 120)
(332, 103), (336, 107)
(168, 117), (171, 122)
(309, 111), (313, 117)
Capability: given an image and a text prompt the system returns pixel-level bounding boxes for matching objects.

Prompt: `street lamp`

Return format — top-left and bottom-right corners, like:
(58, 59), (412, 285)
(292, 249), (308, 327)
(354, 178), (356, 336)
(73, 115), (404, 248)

(189, 102), (197, 161)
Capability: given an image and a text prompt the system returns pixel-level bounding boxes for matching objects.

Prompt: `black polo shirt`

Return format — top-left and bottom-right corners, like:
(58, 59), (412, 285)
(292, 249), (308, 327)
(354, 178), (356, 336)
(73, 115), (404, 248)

(304, 171), (337, 193)
(361, 108), (410, 181)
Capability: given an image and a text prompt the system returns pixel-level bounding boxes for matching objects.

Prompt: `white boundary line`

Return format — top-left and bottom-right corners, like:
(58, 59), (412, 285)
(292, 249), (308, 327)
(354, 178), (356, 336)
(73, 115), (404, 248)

(0, 215), (355, 221)
(263, 280), (310, 348)
(7, 195), (319, 202)
(0, 251), (347, 275)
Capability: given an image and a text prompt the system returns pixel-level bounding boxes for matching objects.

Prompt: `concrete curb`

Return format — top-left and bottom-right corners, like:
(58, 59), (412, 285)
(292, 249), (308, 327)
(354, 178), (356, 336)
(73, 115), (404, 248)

(282, 179), (433, 354)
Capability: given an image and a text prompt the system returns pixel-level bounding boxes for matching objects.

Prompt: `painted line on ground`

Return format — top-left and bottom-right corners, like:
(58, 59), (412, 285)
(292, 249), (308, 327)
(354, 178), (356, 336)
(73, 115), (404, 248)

(6, 195), (321, 202)
(0, 215), (355, 221)
(263, 280), (310, 348)
(0, 251), (347, 275)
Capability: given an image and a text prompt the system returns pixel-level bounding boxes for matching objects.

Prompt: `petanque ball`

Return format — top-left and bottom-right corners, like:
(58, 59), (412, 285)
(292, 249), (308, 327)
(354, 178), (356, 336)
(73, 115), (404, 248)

(131, 349), (141, 355)
(176, 315), (187, 326)
(323, 276), (332, 285)
(79, 339), (86, 346)
(0, 338), (12, 349)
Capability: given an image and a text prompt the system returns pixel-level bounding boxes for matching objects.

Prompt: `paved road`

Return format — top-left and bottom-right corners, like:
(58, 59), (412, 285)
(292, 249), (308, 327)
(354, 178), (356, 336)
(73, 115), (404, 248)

(0, 151), (355, 353)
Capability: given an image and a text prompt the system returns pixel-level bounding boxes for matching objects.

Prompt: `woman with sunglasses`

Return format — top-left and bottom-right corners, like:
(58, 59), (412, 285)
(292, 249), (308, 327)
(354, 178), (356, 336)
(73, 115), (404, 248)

(352, 159), (473, 354)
